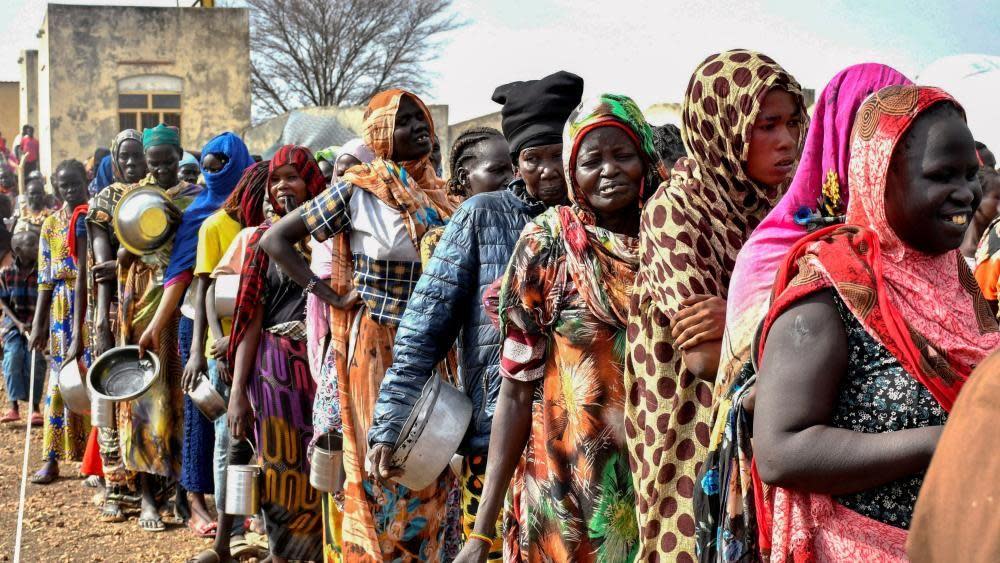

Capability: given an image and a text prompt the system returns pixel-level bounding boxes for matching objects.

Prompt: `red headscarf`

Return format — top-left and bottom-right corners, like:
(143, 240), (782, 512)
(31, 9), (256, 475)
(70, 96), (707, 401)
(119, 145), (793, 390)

(227, 145), (327, 363)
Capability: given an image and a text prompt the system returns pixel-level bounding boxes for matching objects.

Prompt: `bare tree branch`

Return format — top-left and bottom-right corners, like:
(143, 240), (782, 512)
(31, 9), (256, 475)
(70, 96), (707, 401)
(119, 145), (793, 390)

(246, 0), (464, 122)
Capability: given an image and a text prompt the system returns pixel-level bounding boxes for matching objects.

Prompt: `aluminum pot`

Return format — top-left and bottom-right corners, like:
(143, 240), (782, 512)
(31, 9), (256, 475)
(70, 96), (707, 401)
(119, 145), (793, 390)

(58, 359), (91, 415)
(112, 187), (180, 256)
(225, 462), (261, 516)
(186, 373), (226, 421)
(88, 345), (161, 402)
(388, 375), (472, 490)
(309, 433), (344, 493)
(91, 396), (114, 428)
(214, 274), (239, 318)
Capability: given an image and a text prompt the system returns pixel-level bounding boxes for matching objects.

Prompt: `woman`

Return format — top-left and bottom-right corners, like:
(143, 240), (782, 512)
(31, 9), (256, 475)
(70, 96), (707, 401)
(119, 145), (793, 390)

(752, 85), (999, 561)
(445, 127), (513, 200)
(145, 131), (252, 537)
(260, 89), (457, 561)
(695, 63), (912, 561)
(27, 160), (91, 484)
(93, 124), (202, 531)
(625, 49), (806, 562)
(226, 145), (326, 562)
(455, 93), (664, 562)
(86, 128), (148, 522)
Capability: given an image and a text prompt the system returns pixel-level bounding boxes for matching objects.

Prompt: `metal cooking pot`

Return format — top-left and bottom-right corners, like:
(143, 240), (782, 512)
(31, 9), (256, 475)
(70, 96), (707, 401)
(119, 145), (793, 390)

(388, 375), (472, 490)
(214, 274), (239, 318)
(87, 345), (161, 402)
(58, 359), (91, 415)
(113, 187), (181, 256)
(186, 373), (226, 421)
(225, 442), (261, 516)
(309, 433), (344, 493)
(91, 396), (114, 428)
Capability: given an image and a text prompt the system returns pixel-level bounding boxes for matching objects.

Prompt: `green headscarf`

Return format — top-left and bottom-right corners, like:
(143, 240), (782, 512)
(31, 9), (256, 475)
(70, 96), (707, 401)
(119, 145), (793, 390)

(142, 124), (180, 149)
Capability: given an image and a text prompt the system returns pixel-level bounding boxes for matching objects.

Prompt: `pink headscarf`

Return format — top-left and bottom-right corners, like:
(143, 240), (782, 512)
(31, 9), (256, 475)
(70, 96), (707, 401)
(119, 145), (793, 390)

(717, 63), (912, 393)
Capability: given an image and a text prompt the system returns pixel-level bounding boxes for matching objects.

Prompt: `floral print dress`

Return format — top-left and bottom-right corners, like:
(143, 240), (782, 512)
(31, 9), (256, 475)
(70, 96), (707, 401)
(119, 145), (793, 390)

(498, 210), (639, 562)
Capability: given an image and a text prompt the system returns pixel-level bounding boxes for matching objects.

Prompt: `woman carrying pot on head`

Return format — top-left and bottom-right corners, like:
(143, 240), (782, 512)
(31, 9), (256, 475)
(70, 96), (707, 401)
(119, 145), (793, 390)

(260, 89), (458, 561)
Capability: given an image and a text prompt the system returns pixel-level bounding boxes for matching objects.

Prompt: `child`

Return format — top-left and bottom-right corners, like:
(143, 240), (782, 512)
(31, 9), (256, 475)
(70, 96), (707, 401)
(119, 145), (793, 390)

(0, 228), (46, 424)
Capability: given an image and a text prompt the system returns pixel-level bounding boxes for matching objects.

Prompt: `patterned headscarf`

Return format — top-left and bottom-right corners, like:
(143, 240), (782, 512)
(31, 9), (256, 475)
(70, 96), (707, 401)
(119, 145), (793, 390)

(110, 129), (143, 182)
(718, 63), (911, 394)
(227, 145), (326, 363)
(752, 85), (1000, 560)
(342, 89), (456, 248)
(555, 93), (665, 326)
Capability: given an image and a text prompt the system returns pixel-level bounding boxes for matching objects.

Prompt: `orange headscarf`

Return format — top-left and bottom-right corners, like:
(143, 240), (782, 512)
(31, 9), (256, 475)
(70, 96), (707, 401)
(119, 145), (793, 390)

(341, 89), (456, 247)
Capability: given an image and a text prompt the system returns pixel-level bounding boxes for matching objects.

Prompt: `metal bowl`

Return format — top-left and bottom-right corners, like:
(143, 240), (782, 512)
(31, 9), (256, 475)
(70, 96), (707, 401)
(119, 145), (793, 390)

(388, 375), (472, 490)
(187, 372), (226, 421)
(58, 359), (91, 415)
(113, 187), (181, 256)
(87, 345), (161, 402)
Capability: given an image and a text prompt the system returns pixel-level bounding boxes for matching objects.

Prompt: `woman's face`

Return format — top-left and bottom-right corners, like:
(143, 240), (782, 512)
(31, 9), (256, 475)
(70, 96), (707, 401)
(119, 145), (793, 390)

(179, 163), (200, 184)
(518, 143), (567, 206)
(573, 126), (644, 216)
(202, 153), (227, 174)
(317, 159), (334, 182)
(117, 139), (148, 184)
(25, 181), (46, 210)
(334, 154), (362, 179)
(53, 167), (88, 208)
(460, 137), (514, 196)
(975, 170), (1000, 226)
(885, 107), (981, 254)
(745, 88), (802, 187)
(269, 164), (309, 211)
(145, 144), (180, 188)
(391, 96), (433, 162)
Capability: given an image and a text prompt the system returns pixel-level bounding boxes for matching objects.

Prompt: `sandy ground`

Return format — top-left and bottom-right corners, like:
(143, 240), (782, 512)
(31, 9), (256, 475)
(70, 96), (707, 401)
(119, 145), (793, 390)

(0, 418), (214, 562)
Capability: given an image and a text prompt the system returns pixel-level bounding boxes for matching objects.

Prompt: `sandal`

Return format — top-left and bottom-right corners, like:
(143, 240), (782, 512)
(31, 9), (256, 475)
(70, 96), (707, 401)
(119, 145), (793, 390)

(30, 466), (58, 485)
(100, 500), (126, 523)
(187, 518), (218, 538)
(230, 535), (258, 560)
(82, 475), (105, 489)
(186, 549), (221, 563)
(0, 409), (19, 423)
(139, 514), (166, 532)
(29, 412), (43, 427)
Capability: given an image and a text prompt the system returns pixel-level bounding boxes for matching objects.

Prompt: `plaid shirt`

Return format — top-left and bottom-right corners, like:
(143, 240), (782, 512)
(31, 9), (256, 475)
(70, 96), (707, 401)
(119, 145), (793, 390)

(0, 260), (38, 337)
(302, 183), (422, 326)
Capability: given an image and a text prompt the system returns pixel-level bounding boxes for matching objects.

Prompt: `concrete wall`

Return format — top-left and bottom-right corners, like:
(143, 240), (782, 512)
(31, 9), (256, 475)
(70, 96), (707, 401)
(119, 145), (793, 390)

(0, 83), (20, 146)
(38, 4), (251, 175)
(18, 50), (37, 135)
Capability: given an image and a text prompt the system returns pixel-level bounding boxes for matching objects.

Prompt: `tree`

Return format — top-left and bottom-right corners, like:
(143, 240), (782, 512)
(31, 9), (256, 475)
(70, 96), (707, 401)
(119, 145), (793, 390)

(246, 0), (463, 119)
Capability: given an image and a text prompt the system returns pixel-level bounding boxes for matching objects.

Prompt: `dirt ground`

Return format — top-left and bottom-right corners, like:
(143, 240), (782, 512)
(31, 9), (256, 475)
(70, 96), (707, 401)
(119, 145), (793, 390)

(0, 419), (213, 562)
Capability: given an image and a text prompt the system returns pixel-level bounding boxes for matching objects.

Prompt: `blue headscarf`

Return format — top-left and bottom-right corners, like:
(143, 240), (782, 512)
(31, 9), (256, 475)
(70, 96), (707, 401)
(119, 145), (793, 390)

(88, 154), (114, 196)
(164, 132), (253, 284)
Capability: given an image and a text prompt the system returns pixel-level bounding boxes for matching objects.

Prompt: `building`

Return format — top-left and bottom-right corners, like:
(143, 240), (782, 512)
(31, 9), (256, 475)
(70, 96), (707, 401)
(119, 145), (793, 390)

(25, 4), (251, 176)
(0, 82), (20, 146)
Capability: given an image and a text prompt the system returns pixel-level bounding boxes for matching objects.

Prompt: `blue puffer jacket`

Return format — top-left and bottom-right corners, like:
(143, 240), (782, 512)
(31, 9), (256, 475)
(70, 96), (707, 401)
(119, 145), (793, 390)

(368, 180), (546, 455)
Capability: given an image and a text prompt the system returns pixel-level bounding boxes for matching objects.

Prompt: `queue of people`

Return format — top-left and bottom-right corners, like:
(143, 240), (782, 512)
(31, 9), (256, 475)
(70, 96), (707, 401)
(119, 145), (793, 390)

(1, 49), (998, 563)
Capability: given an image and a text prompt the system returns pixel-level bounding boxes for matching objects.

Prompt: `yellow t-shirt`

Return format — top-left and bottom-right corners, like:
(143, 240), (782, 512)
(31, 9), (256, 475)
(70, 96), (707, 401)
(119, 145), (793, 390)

(195, 209), (241, 357)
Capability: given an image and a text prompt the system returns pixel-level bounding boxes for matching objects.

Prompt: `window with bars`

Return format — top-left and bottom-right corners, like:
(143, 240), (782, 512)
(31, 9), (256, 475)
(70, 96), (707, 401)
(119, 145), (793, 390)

(118, 92), (182, 133)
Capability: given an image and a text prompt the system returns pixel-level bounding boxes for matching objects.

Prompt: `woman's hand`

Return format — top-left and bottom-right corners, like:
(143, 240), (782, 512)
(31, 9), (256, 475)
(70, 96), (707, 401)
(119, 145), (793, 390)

(672, 295), (727, 350)
(209, 335), (230, 360)
(28, 323), (48, 353)
(92, 259), (117, 283)
(182, 354), (208, 392)
(216, 359), (233, 384)
(137, 323), (159, 358)
(63, 337), (84, 369)
(227, 388), (253, 441)
(453, 540), (490, 563)
(328, 289), (360, 311)
(367, 443), (403, 485)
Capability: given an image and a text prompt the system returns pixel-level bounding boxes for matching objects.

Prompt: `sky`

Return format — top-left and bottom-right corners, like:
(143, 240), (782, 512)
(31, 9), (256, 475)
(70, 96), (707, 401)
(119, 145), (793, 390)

(0, 0), (997, 123)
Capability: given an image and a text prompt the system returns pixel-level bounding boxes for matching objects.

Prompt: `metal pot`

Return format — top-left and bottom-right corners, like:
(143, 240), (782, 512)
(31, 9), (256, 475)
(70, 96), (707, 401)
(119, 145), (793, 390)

(88, 345), (161, 402)
(225, 462), (261, 516)
(112, 186), (180, 256)
(309, 433), (344, 493)
(214, 274), (239, 318)
(186, 373), (226, 421)
(388, 375), (472, 490)
(91, 396), (114, 428)
(58, 359), (91, 415)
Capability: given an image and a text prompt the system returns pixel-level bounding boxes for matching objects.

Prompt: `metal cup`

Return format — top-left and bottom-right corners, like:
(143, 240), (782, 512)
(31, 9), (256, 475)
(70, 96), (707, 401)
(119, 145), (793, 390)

(225, 462), (261, 515)
(309, 433), (344, 493)
(186, 373), (226, 421)
(90, 396), (114, 428)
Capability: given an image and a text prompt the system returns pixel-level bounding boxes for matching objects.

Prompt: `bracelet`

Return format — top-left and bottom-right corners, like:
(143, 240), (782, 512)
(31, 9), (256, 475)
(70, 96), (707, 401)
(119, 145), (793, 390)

(468, 532), (495, 546)
(303, 275), (320, 295)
